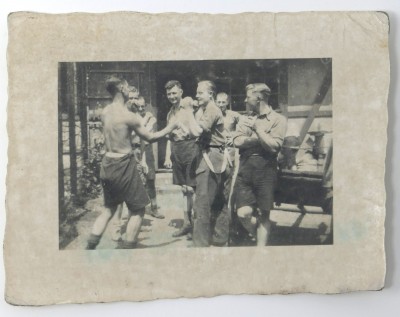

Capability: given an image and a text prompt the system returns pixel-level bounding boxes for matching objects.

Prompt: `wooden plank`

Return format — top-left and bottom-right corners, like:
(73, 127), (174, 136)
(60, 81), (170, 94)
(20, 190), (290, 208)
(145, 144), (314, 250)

(298, 104), (322, 142)
(58, 63), (65, 221)
(273, 203), (323, 214)
(87, 69), (145, 74)
(67, 63), (78, 199)
(287, 110), (332, 118)
(298, 67), (332, 143)
(78, 63), (89, 161)
(148, 63), (159, 171)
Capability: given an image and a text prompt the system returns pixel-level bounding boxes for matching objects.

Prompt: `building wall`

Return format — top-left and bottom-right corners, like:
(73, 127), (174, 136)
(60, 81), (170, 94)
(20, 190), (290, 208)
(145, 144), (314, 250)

(84, 62), (158, 169)
(287, 59), (332, 106)
(72, 59), (332, 171)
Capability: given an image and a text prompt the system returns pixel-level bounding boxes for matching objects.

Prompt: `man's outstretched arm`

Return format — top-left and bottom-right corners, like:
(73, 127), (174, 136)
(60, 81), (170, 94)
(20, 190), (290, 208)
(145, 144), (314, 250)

(129, 113), (179, 143)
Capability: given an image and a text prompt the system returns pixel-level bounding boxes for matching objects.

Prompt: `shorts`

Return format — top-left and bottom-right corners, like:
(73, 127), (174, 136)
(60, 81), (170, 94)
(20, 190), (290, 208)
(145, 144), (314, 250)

(100, 152), (150, 213)
(234, 155), (277, 212)
(171, 139), (199, 187)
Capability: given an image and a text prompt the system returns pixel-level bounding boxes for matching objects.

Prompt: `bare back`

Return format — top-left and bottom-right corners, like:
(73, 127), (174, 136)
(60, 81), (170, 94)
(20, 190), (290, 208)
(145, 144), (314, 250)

(102, 102), (141, 154)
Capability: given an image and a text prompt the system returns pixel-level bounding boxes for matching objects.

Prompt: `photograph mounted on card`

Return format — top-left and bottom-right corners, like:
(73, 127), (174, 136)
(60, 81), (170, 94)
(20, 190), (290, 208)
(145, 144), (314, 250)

(5, 11), (388, 305)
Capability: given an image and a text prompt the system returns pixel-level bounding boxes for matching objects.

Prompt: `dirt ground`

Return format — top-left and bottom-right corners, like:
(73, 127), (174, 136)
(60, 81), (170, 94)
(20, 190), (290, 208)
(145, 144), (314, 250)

(63, 174), (333, 250)
(64, 190), (194, 250)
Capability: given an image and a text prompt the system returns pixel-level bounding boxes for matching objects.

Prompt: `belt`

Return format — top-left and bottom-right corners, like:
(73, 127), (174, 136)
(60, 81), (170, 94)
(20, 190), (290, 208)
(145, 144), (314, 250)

(206, 144), (225, 149)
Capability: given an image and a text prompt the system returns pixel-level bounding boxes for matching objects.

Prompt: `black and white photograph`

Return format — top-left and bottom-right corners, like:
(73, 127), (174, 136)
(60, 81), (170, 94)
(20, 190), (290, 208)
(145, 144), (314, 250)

(4, 7), (394, 309)
(58, 58), (333, 250)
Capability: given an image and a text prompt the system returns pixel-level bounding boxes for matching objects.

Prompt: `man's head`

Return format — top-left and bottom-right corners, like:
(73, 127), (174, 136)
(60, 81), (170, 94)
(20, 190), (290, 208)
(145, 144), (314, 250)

(196, 80), (216, 107)
(165, 80), (183, 106)
(216, 92), (230, 114)
(135, 96), (146, 117)
(126, 86), (140, 112)
(245, 83), (271, 113)
(105, 75), (129, 98)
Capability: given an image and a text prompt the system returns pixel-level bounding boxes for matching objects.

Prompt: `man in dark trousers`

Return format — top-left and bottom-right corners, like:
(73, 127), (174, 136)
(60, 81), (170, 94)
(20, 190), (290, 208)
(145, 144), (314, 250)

(192, 80), (231, 247)
(86, 75), (179, 249)
(233, 83), (287, 246)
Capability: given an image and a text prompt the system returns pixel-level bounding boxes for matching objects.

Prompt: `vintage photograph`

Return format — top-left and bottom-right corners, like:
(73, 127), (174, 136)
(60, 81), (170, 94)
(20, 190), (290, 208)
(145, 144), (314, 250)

(6, 11), (389, 304)
(58, 59), (333, 250)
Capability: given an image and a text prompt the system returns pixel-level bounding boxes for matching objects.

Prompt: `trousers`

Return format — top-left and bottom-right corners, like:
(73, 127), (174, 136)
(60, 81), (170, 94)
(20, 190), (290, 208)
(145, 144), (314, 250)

(192, 150), (232, 247)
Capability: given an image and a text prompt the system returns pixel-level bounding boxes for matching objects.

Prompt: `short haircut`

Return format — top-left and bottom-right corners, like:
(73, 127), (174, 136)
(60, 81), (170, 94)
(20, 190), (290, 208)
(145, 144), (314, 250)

(127, 85), (139, 94)
(105, 75), (126, 96)
(198, 80), (216, 99)
(246, 83), (271, 102)
(216, 92), (230, 104)
(165, 80), (182, 90)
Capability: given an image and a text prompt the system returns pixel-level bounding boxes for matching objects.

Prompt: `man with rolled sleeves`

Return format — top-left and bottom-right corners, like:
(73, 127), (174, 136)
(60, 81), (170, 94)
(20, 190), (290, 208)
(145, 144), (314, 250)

(192, 80), (231, 247)
(164, 80), (202, 237)
(233, 83), (287, 246)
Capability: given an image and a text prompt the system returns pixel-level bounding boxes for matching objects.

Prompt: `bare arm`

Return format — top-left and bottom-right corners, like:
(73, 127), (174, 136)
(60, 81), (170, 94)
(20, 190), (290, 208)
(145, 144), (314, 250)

(129, 113), (178, 143)
(138, 123), (176, 143)
(164, 140), (172, 168)
(142, 114), (157, 146)
(141, 149), (148, 174)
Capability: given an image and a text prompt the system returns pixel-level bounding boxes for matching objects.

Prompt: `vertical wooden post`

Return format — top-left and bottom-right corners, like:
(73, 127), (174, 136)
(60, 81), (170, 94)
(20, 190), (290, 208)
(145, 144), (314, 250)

(279, 60), (289, 117)
(58, 63), (66, 221)
(67, 63), (78, 199)
(78, 63), (89, 161)
(148, 62), (159, 170)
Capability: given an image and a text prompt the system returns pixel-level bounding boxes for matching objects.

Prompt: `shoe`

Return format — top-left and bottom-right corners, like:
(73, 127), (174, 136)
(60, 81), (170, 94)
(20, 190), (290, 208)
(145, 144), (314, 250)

(172, 225), (192, 237)
(140, 226), (152, 232)
(111, 229), (122, 242)
(186, 232), (193, 241)
(150, 211), (165, 219)
(212, 233), (228, 247)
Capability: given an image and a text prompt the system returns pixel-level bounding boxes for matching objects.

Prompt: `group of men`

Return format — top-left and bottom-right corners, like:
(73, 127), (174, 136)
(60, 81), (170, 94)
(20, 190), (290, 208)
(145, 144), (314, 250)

(86, 75), (287, 250)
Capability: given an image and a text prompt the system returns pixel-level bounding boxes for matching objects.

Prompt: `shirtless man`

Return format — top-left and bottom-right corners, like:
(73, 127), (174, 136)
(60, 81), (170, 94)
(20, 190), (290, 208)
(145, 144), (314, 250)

(216, 92), (241, 163)
(109, 86), (146, 242)
(86, 75), (179, 249)
(216, 92), (241, 139)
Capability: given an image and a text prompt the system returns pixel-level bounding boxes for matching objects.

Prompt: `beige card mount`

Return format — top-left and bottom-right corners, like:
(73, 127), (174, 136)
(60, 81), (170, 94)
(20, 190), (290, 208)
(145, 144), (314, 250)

(5, 11), (388, 305)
